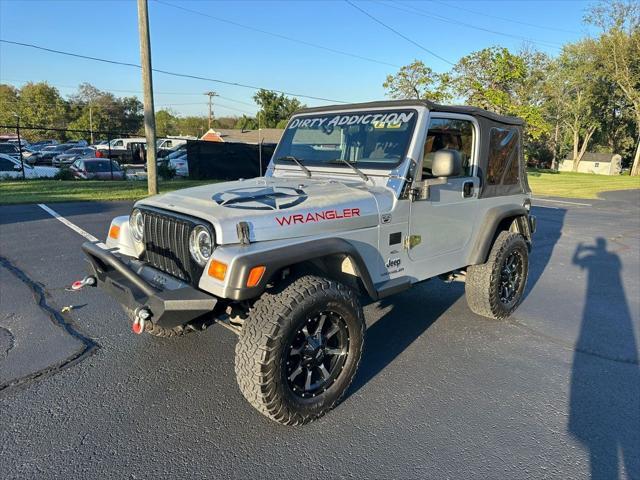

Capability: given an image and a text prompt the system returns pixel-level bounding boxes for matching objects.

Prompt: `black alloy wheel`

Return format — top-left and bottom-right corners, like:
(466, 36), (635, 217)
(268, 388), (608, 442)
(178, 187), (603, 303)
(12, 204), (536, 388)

(286, 311), (349, 398)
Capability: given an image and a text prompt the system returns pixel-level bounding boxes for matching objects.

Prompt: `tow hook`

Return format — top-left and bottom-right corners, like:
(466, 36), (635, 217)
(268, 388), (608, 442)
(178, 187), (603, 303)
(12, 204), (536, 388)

(69, 275), (97, 291)
(132, 307), (151, 334)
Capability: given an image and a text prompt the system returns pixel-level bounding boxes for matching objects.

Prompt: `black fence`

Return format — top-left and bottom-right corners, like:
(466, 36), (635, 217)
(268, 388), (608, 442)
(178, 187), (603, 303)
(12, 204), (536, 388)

(1, 123), (279, 182)
(186, 140), (276, 180)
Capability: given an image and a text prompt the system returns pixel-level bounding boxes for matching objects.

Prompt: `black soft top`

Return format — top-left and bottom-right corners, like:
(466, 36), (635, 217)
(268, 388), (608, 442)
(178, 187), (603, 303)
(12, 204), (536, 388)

(296, 99), (524, 126)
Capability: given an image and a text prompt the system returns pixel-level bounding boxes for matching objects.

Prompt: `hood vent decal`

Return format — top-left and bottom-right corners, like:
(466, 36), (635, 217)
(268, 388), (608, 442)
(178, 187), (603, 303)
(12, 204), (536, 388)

(212, 186), (308, 211)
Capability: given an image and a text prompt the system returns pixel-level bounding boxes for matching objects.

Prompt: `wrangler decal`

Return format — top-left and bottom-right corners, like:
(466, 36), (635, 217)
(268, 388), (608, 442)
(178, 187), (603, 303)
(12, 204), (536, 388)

(276, 208), (360, 226)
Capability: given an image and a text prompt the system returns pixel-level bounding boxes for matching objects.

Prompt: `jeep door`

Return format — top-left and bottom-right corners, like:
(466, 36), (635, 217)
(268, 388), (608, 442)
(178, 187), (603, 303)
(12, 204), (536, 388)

(407, 113), (480, 278)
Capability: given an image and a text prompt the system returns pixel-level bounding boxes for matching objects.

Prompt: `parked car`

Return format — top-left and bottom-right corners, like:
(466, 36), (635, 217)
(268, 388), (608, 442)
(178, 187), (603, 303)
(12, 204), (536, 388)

(69, 158), (125, 180)
(52, 147), (96, 167)
(29, 143), (77, 165)
(168, 152), (188, 177)
(0, 142), (21, 158)
(30, 140), (59, 151)
(0, 153), (59, 179)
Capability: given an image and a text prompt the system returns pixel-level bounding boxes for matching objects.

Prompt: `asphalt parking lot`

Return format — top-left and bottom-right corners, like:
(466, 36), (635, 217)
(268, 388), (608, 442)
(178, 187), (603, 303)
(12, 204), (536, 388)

(1, 190), (638, 479)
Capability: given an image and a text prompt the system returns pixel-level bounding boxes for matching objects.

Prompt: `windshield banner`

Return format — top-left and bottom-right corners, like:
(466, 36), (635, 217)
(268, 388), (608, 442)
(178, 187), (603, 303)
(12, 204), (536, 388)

(288, 111), (415, 130)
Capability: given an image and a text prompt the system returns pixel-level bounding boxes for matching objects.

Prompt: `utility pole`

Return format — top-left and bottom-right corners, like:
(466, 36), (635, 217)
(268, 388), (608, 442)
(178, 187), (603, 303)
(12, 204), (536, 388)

(204, 91), (217, 129)
(89, 103), (94, 145)
(137, 0), (158, 195)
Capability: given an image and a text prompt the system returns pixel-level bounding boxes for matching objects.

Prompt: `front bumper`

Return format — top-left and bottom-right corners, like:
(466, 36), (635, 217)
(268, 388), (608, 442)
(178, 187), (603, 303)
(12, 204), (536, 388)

(81, 242), (217, 328)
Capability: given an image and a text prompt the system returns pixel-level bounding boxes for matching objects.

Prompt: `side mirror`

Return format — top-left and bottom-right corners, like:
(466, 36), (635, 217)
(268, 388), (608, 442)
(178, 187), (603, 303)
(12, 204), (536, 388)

(431, 149), (462, 178)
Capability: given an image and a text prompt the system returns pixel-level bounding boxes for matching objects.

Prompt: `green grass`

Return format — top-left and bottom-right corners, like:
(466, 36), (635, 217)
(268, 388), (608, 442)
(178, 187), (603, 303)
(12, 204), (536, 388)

(0, 179), (214, 205)
(527, 170), (640, 199)
(1, 172), (638, 204)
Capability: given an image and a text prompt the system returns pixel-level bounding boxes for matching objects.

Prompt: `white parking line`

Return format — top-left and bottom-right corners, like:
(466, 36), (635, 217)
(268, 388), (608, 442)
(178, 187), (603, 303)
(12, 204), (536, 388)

(37, 203), (107, 249)
(534, 197), (592, 207)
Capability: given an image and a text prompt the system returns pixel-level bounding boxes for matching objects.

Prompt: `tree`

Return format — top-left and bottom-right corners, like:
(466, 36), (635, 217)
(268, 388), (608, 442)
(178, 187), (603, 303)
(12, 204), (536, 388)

(176, 116), (208, 137)
(212, 116), (239, 129)
(552, 41), (601, 171)
(234, 115), (258, 131)
(452, 47), (551, 163)
(586, 0), (640, 175)
(382, 60), (452, 102)
(0, 84), (20, 135)
(67, 83), (143, 140)
(17, 82), (68, 141)
(253, 89), (304, 128)
(155, 109), (178, 137)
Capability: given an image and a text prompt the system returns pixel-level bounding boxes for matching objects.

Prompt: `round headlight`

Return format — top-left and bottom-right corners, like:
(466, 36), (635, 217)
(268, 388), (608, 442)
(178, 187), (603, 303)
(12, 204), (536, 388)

(189, 225), (213, 266)
(129, 208), (144, 243)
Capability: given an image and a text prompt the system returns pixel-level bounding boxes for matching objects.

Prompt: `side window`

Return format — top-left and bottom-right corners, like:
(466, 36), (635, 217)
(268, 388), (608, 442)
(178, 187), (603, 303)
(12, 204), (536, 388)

(164, 140), (172, 148)
(422, 118), (474, 178)
(113, 140), (124, 147)
(487, 127), (519, 185)
(0, 158), (15, 171)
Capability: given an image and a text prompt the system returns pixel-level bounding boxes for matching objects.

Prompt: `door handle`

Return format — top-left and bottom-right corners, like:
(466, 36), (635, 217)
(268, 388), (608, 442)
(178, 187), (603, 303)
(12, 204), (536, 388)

(463, 181), (474, 198)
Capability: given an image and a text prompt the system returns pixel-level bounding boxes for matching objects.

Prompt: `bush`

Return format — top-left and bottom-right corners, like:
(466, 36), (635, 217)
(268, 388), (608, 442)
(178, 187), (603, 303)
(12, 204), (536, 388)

(157, 163), (177, 180)
(54, 168), (75, 180)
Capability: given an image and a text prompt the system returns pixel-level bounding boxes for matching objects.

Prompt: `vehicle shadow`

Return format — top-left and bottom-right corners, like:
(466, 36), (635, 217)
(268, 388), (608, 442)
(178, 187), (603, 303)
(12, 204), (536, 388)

(525, 205), (567, 297)
(568, 237), (639, 478)
(347, 280), (464, 397)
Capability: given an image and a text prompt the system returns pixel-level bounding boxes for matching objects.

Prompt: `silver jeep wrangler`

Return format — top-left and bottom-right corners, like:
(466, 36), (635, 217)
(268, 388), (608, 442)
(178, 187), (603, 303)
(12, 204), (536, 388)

(82, 100), (535, 425)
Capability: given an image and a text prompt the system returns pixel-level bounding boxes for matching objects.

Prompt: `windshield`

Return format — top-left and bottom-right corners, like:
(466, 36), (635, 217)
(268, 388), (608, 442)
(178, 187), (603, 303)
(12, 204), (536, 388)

(85, 160), (120, 172)
(274, 109), (417, 170)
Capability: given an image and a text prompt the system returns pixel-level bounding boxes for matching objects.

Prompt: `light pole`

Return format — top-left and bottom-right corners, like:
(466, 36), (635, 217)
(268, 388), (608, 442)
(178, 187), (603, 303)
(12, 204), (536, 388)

(14, 114), (25, 180)
(204, 91), (217, 129)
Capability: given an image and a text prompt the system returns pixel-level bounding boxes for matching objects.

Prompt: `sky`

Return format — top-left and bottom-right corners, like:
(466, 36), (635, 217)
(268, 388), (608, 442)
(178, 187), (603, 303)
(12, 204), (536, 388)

(0, 0), (598, 119)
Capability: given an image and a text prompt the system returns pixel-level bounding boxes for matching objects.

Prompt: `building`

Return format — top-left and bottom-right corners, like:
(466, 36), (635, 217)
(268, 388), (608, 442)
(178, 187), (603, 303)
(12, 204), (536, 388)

(200, 128), (284, 145)
(558, 153), (622, 175)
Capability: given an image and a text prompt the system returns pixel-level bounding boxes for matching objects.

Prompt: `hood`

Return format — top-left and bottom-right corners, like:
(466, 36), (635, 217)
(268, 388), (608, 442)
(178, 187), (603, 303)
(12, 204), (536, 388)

(138, 177), (394, 244)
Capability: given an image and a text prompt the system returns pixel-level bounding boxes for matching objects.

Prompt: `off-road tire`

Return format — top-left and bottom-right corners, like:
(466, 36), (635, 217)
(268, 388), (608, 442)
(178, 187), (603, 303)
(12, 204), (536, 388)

(123, 307), (193, 337)
(465, 231), (529, 320)
(235, 275), (365, 426)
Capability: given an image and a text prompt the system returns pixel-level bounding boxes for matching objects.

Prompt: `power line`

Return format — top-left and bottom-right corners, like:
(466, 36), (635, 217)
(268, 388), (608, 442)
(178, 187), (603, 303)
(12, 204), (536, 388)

(0, 98), (255, 115)
(344, 0), (456, 66)
(0, 39), (349, 103)
(428, 0), (581, 34)
(152, 0), (401, 69)
(382, 1), (563, 50)
(1, 78), (257, 107)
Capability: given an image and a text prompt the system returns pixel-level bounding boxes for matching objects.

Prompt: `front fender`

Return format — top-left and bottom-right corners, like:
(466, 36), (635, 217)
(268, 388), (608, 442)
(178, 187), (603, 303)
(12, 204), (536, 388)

(199, 238), (378, 301)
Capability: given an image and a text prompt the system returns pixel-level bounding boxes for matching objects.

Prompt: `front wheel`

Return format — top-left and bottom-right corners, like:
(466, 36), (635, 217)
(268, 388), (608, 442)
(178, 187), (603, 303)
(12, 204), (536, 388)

(465, 231), (529, 320)
(235, 275), (365, 426)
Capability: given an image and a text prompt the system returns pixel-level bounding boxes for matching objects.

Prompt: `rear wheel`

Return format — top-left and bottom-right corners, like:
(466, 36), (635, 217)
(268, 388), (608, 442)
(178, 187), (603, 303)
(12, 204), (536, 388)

(465, 231), (529, 320)
(235, 275), (365, 426)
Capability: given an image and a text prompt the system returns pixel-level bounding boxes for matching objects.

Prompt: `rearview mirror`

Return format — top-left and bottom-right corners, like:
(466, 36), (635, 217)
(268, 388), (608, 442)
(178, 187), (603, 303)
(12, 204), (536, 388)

(431, 149), (462, 178)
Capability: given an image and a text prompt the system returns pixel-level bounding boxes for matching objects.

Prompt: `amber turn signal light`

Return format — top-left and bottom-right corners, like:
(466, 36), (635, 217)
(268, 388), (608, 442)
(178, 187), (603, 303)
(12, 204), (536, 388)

(108, 225), (120, 239)
(208, 260), (227, 281)
(246, 266), (266, 287)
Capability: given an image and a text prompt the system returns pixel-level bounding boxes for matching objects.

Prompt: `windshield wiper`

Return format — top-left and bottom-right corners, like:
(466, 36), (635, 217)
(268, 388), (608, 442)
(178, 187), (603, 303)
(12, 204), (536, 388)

(276, 155), (311, 178)
(328, 159), (369, 182)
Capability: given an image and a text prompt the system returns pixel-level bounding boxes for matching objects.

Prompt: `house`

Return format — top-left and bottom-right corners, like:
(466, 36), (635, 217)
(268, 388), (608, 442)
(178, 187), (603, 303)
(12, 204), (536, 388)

(200, 128), (283, 145)
(558, 153), (622, 175)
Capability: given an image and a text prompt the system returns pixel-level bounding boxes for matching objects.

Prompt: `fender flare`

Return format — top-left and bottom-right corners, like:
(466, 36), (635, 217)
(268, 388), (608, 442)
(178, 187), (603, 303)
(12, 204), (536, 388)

(225, 238), (378, 301)
(467, 205), (529, 265)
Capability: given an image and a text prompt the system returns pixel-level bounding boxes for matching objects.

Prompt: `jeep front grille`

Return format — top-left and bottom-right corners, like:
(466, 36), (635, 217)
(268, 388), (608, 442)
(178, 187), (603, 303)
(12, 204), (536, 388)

(141, 208), (202, 284)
